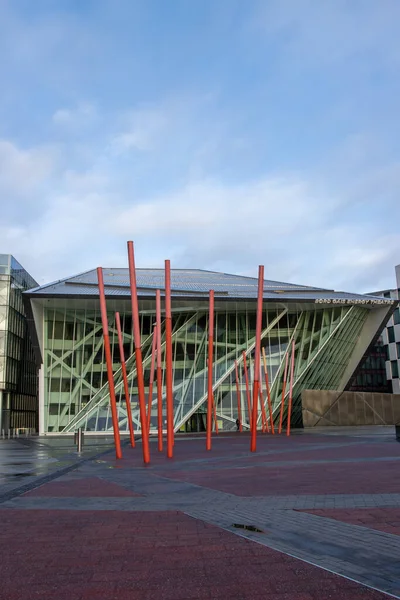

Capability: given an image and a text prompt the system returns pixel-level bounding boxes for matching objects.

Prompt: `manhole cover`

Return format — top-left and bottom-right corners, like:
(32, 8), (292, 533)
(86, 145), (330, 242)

(232, 523), (265, 533)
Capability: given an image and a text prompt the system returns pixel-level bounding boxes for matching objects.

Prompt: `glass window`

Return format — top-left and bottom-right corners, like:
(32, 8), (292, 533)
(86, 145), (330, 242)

(392, 360), (399, 379)
(388, 326), (395, 343)
(394, 310), (400, 326)
(397, 343), (400, 359)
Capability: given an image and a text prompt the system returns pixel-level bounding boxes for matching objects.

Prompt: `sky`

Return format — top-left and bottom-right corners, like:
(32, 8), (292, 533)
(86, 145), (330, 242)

(1, 0), (400, 292)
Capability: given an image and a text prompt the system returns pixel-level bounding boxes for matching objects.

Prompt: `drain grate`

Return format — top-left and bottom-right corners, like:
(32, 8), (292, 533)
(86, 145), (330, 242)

(232, 523), (265, 533)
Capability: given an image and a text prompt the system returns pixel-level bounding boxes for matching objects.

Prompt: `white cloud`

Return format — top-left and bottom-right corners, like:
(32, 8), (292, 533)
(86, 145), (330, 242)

(0, 139), (56, 199)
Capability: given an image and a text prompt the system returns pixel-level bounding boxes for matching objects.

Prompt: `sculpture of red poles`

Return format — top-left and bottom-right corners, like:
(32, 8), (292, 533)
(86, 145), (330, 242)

(164, 260), (174, 458)
(127, 241), (150, 464)
(250, 265), (264, 452)
(115, 311), (135, 448)
(286, 340), (296, 436)
(97, 268), (122, 459)
(156, 289), (163, 452)
(206, 290), (215, 450)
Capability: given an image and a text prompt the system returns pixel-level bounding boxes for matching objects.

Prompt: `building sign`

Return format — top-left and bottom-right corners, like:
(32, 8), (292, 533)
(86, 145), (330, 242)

(315, 298), (394, 306)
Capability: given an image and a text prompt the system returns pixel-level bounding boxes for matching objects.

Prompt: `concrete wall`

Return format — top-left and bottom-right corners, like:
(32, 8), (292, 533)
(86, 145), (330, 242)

(302, 389), (400, 427)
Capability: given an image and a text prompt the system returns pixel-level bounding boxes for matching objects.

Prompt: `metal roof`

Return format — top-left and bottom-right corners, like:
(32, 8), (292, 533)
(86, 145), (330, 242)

(24, 267), (396, 304)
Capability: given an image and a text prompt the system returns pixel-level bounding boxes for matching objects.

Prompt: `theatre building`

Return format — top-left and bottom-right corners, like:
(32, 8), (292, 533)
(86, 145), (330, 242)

(24, 268), (397, 435)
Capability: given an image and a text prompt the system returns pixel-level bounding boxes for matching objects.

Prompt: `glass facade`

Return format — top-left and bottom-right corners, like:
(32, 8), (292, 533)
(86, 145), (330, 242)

(40, 300), (368, 434)
(348, 338), (392, 393)
(0, 255), (38, 431)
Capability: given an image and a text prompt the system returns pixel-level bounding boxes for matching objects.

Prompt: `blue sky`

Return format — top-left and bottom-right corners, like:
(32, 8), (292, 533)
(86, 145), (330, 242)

(1, 0), (399, 291)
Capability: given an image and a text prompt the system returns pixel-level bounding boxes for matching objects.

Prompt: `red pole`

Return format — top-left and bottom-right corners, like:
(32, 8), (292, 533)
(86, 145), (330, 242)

(251, 265), (264, 452)
(212, 395), (219, 434)
(127, 241), (150, 465)
(262, 347), (275, 434)
(206, 290), (215, 450)
(258, 377), (269, 433)
(97, 268), (122, 460)
(165, 259), (174, 458)
(147, 324), (157, 433)
(115, 312), (135, 448)
(278, 353), (289, 434)
(287, 340), (296, 437)
(156, 290), (163, 452)
(242, 352), (252, 429)
(234, 360), (242, 432)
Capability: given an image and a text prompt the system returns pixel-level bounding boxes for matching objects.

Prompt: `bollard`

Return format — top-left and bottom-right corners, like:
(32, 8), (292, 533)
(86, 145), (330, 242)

(76, 428), (84, 453)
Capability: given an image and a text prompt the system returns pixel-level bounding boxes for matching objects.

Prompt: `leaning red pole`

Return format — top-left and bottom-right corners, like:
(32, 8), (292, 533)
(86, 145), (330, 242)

(115, 311), (135, 448)
(242, 352), (252, 429)
(251, 265), (264, 452)
(155, 290), (163, 452)
(97, 268), (122, 460)
(278, 353), (289, 434)
(206, 290), (215, 450)
(146, 324), (157, 433)
(262, 347), (275, 434)
(164, 260), (174, 458)
(127, 242), (150, 465)
(258, 377), (269, 433)
(206, 290), (217, 450)
(234, 360), (242, 432)
(286, 340), (296, 437)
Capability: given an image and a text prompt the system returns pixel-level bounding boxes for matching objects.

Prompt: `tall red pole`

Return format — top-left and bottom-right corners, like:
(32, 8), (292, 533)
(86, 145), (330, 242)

(147, 324), (157, 433)
(115, 312), (135, 448)
(242, 352), (252, 429)
(97, 268), (122, 460)
(234, 360), (242, 432)
(156, 290), (163, 452)
(206, 290), (215, 450)
(278, 353), (289, 434)
(262, 347), (275, 434)
(287, 340), (296, 437)
(251, 265), (264, 452)
(127, 242), (150, 464)
(165, 260), (174, 458)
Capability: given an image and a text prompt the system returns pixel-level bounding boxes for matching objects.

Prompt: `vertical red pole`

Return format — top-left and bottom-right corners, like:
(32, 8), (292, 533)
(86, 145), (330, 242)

(278, 353), (289, 434)
(127, 242), (150, 465)
(206, 290), (214, 450)
(147, 324), (157, 433)
(115, 311), (135, 448)
(156, 290), (163, 452)
(97, 268), (122, 459)
(287, 340), (295, 437)
(258, 377), (269, 433)
(251, 265), (264, 452)
(242, 352), (252, 429)
(234, 360), (242, 432)
(164, 260), (174, 458)
(262, 347), (275, 434)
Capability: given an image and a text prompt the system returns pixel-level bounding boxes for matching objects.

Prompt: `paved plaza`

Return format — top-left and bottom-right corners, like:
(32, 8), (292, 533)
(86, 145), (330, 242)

(1, 427), (400, 599)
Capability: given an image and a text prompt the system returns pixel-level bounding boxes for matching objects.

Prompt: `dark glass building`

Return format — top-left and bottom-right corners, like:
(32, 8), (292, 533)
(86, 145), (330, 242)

(0, 255), (39, 432)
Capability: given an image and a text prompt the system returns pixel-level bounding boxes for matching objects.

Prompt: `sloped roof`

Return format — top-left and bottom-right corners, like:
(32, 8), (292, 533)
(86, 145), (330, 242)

(24, 267), (394, 303)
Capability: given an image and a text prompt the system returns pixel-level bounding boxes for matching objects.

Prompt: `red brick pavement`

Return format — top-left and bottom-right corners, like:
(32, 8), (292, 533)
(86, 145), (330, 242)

(0, 509), (389, 600)
(23, 477), (141, 498)
(156, 459), (400, 496)
(301, 507), (400, 537)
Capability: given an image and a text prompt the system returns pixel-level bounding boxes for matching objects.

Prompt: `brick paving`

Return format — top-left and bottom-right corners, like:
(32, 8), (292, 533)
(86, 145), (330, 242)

(23, 476), (141, 497)
(1, 428), (400, 599)
(302, 507), (400, 536)
(0, 509), (390, 600)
